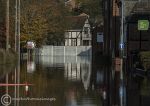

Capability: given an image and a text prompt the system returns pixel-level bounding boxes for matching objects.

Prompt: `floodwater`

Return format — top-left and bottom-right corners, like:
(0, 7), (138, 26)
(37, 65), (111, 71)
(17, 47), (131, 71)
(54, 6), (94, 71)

(0, 56), (102, 106)
(0, 55), (150, 106)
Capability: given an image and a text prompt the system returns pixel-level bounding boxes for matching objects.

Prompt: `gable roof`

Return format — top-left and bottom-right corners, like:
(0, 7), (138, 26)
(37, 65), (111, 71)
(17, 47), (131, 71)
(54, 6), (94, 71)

(67, 15), (88, 30)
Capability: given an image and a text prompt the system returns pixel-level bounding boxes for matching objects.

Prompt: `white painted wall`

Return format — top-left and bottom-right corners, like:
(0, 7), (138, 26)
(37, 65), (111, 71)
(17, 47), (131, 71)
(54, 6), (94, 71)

(37, 46), (92, 56)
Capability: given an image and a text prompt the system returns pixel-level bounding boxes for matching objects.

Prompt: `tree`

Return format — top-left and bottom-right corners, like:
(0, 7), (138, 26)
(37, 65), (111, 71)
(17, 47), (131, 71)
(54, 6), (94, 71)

(20, 0), (69, 47)
(42, 0), (69, 45)
(20, 2), (49, 47)
(0, 0), (5, 23)
(1, 0), (74, 48)
(0, 0), (14, 49)
(73, 0), (103, 24)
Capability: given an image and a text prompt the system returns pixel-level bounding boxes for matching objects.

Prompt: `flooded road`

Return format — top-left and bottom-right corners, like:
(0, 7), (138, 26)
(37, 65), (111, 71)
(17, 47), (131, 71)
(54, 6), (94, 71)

(0, 56), (102, 106)
(0, 55), (150, 106)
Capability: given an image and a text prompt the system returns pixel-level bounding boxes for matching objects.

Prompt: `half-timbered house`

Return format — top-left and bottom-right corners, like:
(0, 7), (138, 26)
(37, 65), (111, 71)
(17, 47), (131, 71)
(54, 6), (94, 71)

(65, 13), (91, 46)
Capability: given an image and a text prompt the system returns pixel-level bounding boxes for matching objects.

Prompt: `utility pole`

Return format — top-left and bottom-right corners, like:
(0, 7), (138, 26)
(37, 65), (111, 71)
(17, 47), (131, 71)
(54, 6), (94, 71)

(17, 1), (21, 105)
(15, 0), (18, 52)
(104, 0), (111, 56)
(18, 0), (20, 58)
(119, 0), (127, 106)
(15, 0), (20, 58)
(120, 0), (124, 82)
(6, 0), (9, 51)
(103, 1), (112, 106)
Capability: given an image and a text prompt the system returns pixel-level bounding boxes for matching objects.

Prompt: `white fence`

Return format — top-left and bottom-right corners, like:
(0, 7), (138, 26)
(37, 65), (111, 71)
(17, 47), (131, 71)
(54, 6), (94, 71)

(36, 46), (92, 56)
(37, 56), (91, 65)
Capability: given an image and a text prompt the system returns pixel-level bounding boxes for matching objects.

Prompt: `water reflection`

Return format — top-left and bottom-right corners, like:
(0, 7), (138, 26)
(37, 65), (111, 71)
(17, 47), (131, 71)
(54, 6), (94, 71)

(27, 61), (36, 73)
(39, 56), (91, 66)
(0, 64), (15, 80)
(119, 80), (126, 106)
(27, 53), (36, 73)
(127, 74), (150, 106)
(64, 62), (91, 91)
(0, 55), (102, 106)
(66, 87), (77, 106)
(1, 55), (149, 106)
(0, 63), (20, 106)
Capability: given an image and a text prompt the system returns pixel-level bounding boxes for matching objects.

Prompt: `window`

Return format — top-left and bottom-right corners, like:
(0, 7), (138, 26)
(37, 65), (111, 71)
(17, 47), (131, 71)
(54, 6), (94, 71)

(84, 27), (88, 34)
(71, 39), (76, 46)
(83, 40), (89, 46)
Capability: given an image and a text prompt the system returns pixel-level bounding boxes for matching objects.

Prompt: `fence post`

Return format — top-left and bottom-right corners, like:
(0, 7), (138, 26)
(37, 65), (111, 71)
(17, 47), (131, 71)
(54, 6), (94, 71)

(52, 46), (53, 56)
(64, 46), (65, 63)
(76, 46), (77, 62)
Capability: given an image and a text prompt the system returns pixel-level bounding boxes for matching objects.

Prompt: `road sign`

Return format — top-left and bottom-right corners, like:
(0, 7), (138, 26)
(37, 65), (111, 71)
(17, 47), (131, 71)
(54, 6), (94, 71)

(97, 32), (103, 43)
(138, 20), (149, 31)
(27, 41), (35, 49)
(120, 43), (124, 49)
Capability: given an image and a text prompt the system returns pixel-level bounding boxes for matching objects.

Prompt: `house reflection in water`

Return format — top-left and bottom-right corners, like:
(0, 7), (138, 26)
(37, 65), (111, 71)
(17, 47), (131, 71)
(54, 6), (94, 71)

(40, 55), (92, 91)
(64, 62), (91, 90)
